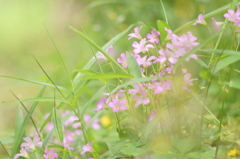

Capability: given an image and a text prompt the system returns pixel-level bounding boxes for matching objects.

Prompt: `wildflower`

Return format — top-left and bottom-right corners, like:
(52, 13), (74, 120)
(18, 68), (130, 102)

(155, 49), (178, 64)
(212, 17), (223, 31)
(132, 38), (154, 54)
(81, 142), (93, 155)
(94, 97), (106, 112)
(64, 130), (75, 143)
(21, 136), (42, 151)
(14, 148), (29, 159)
(178, 32), (200, 52)
(193, 14), (207, 26)
(129, 84), (150, 108)
(165, 28), (174, 40)
(147, 29), (160, 43)
(128, 26), (143, 40)
(84, 115), (101, 130)
(136, 55), (156, 68)
(148, 109), (157, 122)
(94, 46), (114, 61)
(224, 9), (240, 22)
(43, 149), (58, 159)
(228, 148), (238, 157)
(117, 53), (128, 68)
(108, 99), (127, 112)
(181, 69), (198, 92)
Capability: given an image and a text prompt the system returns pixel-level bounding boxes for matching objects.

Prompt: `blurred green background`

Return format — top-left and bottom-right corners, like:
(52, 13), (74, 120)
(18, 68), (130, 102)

(0, 0), (233, 152)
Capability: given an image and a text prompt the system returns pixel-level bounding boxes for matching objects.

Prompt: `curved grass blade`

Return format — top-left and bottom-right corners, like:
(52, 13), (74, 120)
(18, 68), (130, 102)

(0, 141), (11, 158)
(0, 75), (73, 95)
(11, 85), (47, 157)
(20, 97), (67, 103)
(126, 52), (142, 79)
(71, 24), (135, 87)
(174, 3), (232, 33)
(69, 26), (127, 74)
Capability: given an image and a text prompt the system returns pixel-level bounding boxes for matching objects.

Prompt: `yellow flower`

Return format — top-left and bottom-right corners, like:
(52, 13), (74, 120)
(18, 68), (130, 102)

(100, 115), (111, 127)
(228, 148), (238, 157)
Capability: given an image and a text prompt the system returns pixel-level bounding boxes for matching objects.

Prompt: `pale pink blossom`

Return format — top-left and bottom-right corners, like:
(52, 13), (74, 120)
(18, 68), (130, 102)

(132, 38), (154, 54)
(117, 53), (128, 68)
(108, 99), (127, 112)
(193, 14), (207, 26)
(43, 149), (58, 159)
(128, 26), (143, 40)
(14, 148), (29, 159)
(148, 109), (157, 122)
(224, 9), (240, 22)
(81, 142), (93, 155)
(147, 29), (160, 43)
(21, 136), (42, 151)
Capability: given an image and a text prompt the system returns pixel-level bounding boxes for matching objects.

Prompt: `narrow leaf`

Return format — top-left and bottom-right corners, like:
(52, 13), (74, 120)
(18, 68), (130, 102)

(157, 20), (170, 42)
(21, 97), (67, 103)
(52, 107), (64, 143)
(126, 52), (142, 79)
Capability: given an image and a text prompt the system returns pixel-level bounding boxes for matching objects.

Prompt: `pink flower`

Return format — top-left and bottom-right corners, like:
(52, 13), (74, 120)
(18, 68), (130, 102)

(165, 28), (174, 40)
(132, 38), (154, 54)
(128, 26), (143, 40)
(136, 55), (156, 67)
(14, 148), (29, 159)
(181, 69), (198, 92)
(64, 130), (75, 143)
(193, 14), (207, 26)
(148, 109), (157, 122)
(224, 9), (240, 22)
(21, 136), (42, 151)
(128, 84), (150, 108)
(212, 18), (223, 31)
(94, 97), (106, 112)
(147, 29), (160, 43)
(178, 32), (200, 52)
(117, 53), (128, 68)
(108, 99), (127, 112)
(43, 149), (58, 159)
(155, 49), (178, 64)
(94, 46), (115, 61)
(81, 142), (93, 155)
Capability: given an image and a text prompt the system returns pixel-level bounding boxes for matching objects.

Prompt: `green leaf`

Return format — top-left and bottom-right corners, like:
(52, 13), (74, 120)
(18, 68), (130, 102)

(126, 52), (142, 79)
(0, 136), (14, 144)
(172, 138), (200, 154)
(73, 69), (97, 76)
(69, 26), (128, 74)
(213, 55), (240, 73)
(47, 145), (64, 150)
(119, 128), (138, 141)
(107, 142), (117, 156)
(201, 49), (240, 56)
(20, 97), (67, 103)
(120, 146), (146, 156)
(15, 104), (24, 137)
(157, 20), (170, 42)
(52, 107), (64, 143)
(0, 75), (73, 96)
(72, 24), (134, 87)
(199, 68), (211, 80)
(11, 85), (47, 157)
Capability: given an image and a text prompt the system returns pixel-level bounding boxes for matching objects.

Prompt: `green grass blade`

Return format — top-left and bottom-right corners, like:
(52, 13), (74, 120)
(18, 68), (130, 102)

(0, 141), (11, 158)
(52, 106), (64, 143)
(79, 72), (134, 80)
(212, 55), (240, 74)
(157, 20), (170, 42)
(126, 52), (142, 79)
(11, 85), (47, 157)
(174, 3), (232, 33)
(80, 85), (106, 115)
(69, 26), (128, 74)
(0, 75), (73, 95)
(0, 137), (14, 144)
(20, 97), (67, 103)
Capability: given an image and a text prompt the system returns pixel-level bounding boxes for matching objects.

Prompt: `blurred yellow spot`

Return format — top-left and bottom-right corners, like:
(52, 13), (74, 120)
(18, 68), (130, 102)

(120, 24), (128, 31)
(174, 0), (195, 19)
(228, 148), (238, 157)
(101, 115), (111, 127)
(108, 12), (117, 20)
(199, 5), (206, 12)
